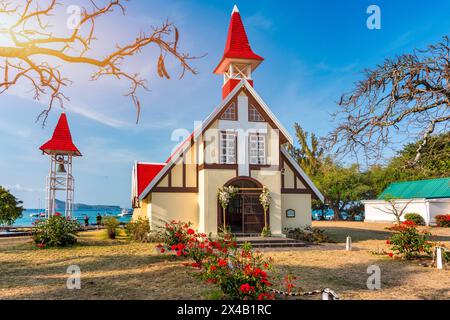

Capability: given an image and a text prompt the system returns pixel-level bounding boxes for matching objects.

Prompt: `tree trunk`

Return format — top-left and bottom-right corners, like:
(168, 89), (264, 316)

(332, 207), (341, 221)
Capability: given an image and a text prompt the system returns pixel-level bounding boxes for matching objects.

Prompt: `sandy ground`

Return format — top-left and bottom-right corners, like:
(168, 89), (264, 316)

(0, 222), (449, 300)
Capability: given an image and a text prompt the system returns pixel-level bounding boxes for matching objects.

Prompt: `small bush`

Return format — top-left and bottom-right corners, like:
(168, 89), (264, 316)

(126, 218), (156, 242)
(103, 217), (120, 239)
(32, 214), (79, 248)
(158, 220), (194, 248)
(404, 213), (425, 226)
(386, 221), (432, 260)
(284, 226), (332, 243)
(435, 214), (450, 227)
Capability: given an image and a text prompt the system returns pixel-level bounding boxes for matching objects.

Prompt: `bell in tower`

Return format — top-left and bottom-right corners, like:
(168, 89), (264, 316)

(214, 5), (264, 99)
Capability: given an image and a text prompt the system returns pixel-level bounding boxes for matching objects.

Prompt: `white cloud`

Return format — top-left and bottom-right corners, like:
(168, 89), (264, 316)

(4, 184), (38, 193)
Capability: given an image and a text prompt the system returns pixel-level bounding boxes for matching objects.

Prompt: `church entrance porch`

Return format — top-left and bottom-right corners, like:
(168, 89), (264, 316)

(218, 177), (268, 234)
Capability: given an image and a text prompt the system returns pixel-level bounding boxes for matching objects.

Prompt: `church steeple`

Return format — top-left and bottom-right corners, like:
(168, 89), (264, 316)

(214, 5), (264, 99)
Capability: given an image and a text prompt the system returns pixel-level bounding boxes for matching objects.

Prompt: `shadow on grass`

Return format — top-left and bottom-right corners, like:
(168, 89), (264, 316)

(320, 226), (393, 243)
(273, 258), (448, 300)
(320, 225), (450, 243)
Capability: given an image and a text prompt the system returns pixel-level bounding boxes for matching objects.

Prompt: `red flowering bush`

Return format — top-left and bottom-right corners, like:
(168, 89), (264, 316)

(157, 220), (275, 300)
(435, 214), (450, 227)
(200, 240), (274, 300)
(158, 220), (194, 253)
(386, 221), (432, 260)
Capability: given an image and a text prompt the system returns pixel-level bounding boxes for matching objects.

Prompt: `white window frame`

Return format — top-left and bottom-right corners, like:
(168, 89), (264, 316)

(220, 131), (237, 164)
(249, 133), (266, 165)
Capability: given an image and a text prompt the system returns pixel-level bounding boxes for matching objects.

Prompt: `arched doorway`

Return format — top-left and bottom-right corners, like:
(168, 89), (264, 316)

(218, 177), (268, 234)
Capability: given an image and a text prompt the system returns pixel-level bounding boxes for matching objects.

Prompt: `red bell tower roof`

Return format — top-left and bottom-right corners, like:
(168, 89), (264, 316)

(39, 113), (81, 156)
(214, 5), (264, 74)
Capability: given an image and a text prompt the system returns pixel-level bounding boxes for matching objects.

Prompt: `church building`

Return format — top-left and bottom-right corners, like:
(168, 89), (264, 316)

(131, 6), (323, 235)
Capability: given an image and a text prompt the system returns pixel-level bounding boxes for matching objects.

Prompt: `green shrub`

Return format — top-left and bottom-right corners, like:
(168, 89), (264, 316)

(103, 217), (120, 239)
(435, 214), (450, 227)
(125, 218), (158, 242)
(404, 213), (425, 226)
(386, 221), (432, 260)
(32, 214), (79, 248)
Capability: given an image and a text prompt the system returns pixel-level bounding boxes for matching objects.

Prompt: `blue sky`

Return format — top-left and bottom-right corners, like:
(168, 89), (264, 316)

(1, 0), (450, 208)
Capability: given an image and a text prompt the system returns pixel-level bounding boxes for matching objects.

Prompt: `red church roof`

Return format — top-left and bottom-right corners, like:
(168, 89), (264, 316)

(136, 163), (165, 197)
(39, 113), (81, 156)
(214, 5), (264, 74)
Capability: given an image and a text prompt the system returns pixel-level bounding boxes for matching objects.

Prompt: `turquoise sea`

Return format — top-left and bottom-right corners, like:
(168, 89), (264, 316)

(312, 209), (363, 221)
(14, 208), (132, 227)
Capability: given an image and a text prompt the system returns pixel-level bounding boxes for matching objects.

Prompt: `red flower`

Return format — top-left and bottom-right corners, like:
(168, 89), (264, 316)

(386, 240), (391, 245)
(388, 252), (394, 258)
(171, 245), (178, 251)
(187, 228), (195, 235)
(257, 293), (274, 300)
(261, 279), (272, 286)
(160, 248), (165, 253)
(36, 243), (45, 249)
(54, 212), (61, 217)
(210, 265), (217, 272)
(176, 250), (183, 256)
(239, 283), (255, 294)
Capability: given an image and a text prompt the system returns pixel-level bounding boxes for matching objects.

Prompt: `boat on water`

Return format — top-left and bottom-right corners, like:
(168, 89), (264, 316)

(30, 212), (46, 218)
(118, 209), (132, 217)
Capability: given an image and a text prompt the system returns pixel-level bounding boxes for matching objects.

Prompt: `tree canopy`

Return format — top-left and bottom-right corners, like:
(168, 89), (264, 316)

(290, 124), (449, 220)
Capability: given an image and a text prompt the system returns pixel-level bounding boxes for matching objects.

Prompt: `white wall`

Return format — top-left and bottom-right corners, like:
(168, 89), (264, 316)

(429, 199), (450, 225)
(364, 198), (450, 226)
(364, 199), (428, 224)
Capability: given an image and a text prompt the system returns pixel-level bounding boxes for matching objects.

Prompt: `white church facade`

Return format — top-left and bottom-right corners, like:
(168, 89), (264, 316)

(131, 6), (323, 235)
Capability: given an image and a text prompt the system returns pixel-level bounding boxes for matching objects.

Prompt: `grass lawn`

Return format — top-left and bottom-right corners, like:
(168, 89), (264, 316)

(0, 222), (449, 300)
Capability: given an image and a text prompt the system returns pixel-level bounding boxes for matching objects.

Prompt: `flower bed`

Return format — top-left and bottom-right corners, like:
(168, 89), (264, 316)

(435, 214), (450, 227)
(156, 221), (276, 300)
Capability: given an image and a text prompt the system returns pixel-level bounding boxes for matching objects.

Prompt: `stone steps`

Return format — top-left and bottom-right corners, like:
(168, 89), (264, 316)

(236, 236), (307, 248)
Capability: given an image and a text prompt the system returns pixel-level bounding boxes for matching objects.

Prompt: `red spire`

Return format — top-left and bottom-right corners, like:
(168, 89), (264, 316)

(39, 113), (81, 156)
(214, 5), (264, 74)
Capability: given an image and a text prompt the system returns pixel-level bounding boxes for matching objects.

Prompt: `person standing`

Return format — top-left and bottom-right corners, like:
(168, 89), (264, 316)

(84, 215), (89, 227)
(96, 213), (102, 229)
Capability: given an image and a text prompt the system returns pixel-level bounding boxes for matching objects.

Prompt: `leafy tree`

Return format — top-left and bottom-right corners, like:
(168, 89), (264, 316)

(386, 132), (450, 180)
(290, 124), (370, 220)
(0, 186), (23, 226)
(289, 123), (324, 177)
(315, 161), (371, 220)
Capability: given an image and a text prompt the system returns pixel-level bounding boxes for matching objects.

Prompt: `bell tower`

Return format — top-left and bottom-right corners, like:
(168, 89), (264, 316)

(214, 5), (264, 99)
(39, 113), (81, 218)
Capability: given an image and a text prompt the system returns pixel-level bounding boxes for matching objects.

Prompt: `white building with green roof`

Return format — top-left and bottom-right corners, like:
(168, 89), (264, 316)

(363, 177), (450, 226)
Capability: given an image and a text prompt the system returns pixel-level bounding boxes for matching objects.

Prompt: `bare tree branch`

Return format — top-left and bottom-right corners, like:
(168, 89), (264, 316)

(328, 36), (450, 164)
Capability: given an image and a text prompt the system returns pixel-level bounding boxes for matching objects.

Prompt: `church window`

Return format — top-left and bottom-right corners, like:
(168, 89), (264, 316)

(220, 131), (237, 164)
(221, 102), (237, 120)
(248, 104), (264, 122)
(249, 133), (266, 165)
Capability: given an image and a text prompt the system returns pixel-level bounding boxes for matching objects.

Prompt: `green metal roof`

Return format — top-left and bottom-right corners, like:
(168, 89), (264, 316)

(379, 177), (450, 200)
